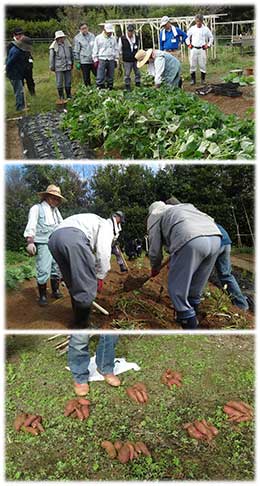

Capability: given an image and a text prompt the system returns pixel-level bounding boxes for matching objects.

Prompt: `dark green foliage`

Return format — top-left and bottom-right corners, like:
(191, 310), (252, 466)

(61, 86), (255, 160)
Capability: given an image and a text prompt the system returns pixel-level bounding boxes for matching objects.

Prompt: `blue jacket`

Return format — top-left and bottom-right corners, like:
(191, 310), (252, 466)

(6, 45), (27, 80)
(217, 224), (232, 246)
(160, 27), (187, 51)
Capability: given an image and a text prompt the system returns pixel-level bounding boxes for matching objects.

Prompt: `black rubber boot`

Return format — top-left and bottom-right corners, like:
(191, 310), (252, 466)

(58, 88), (64, 100)
(72, 300), (92, 329)
(37, 283), (48, 306)
(190, 72), (196, 85)
(178, 78), (183, 89)
(135, 82), (141, 87)
(65, 87), (72, 99)
(201, 72), (206, 84)
(51, 277), (63, 299)
(120, 264), (128, 273)
(125, 84), (131, 91)
(176, 315), (198, 329)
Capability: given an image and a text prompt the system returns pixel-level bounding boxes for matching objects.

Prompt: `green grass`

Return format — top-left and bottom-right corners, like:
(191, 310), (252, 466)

(5, 44), (254, 118)
(6, 335), (255, 481)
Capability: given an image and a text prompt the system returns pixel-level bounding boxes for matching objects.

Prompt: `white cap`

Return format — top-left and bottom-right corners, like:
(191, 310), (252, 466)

(160, 16), (170, 28)
(104, 23), (114, 33)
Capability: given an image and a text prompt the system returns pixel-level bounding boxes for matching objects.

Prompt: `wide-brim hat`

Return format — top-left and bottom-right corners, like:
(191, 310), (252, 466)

(135, 48), (153, 68)
(160, 16), (170, 28)
(17, 36), (33, 52)
(104, 23), (114, 33)
(55, 30), (66, 39)
(38, 184), (66, 201)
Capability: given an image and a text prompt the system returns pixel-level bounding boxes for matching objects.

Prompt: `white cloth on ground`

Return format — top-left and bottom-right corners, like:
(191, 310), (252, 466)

(66, 356), (141, 381)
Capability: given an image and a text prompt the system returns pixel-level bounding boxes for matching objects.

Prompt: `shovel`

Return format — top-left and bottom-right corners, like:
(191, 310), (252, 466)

(123, 256), (170, 292)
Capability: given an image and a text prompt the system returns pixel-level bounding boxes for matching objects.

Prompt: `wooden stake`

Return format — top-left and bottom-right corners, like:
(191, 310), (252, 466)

(46, 335), (62, 341)
(93, 301), (109, 316)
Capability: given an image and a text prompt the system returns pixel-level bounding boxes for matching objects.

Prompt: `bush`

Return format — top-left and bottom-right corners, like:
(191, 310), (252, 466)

(6, 18), (62, 39)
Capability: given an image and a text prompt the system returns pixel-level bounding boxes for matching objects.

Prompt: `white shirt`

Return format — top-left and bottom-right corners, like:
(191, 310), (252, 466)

(92, 32), (119, 61)
(186, 24), (213, 48)
(55, 213), (114, 279)
(147, 50), (166, 85)
(24, 201), (63, 239)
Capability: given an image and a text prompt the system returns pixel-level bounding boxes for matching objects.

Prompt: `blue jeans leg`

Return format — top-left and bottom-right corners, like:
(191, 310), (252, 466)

(10, 78), (25, 111)
(215, 245), (249, 310)
(96, 335), (119, 374)
(68, 334), (91, 384)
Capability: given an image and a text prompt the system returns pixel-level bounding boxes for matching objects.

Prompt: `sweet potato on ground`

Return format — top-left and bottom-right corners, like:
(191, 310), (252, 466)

(21, 425), (39, 436)
(118, 444), (131, 464)
(134, 442), (151, 456)
(101, 441), (117, 459)
(14, 413), (28, 432)
(23, 414), (38, 427)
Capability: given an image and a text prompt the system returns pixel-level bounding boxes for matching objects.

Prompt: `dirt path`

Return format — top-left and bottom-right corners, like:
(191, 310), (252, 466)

(6, 258), (254, 330)
(5, 120), (24, 159)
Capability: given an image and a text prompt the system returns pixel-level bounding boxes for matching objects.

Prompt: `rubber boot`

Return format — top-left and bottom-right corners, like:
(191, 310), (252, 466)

(176, 314), (198, 329)
(201, 72), (206, 85)
(120, 264), (128, 273)
(135, 82), (141, 87)
(190, 72), (196, 85)
(37, 283), (48, 306)
(65, 86), (72, 99)
(50, 277), (63, 299)
(125, 84), (131, 92)
(72, 300), (92, 329)
(56, 88), (65, 105)
(178, 78), (183, 89)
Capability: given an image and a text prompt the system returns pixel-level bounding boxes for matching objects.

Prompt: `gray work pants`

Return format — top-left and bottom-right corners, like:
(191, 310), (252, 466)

(48, 227), (97, 306)
(168, 235), (221, 318)
(55, 70), (72, 89)
(96, 59), (115, 88)
(123, 61), (141, 87)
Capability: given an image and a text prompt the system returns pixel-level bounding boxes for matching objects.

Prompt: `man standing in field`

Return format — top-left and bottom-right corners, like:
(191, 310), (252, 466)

(118, 24), (141, 91)
(23, 185), (65, 306)
(73, 22), (96, 87)
(93, 23), (119, 90)
(7, 27), (36, 96)
(147, 200), (221, 329)
(159, 16), (187, 59)
(6, 36), (33, 111)
(135, 48), (181, 88)
(185, 13), (214, 85)
(48, 211), (124, 328)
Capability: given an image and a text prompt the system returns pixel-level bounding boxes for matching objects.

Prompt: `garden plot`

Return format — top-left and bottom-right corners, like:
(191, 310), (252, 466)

(14, 85), (255, 160)
(6, 334), (255, 481)
(6, 257), (254, 330)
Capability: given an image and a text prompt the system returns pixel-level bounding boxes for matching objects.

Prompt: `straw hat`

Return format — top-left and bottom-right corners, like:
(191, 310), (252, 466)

(38, 184), (66, 201)
(135, 48), (153, 68)
(54, 30), (66, 39)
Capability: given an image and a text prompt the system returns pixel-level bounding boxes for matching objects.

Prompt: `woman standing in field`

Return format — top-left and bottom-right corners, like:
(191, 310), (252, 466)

(23, 184), (65, 306)
(49, 30), (73, 104)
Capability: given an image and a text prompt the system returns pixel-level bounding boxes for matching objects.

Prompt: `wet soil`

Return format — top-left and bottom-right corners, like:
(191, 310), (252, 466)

(6, 258), (254, 331)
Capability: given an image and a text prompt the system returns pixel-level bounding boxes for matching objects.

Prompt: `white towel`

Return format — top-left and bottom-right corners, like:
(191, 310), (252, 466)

(66, 356), (141, 381)
(161, 25), (178, 42)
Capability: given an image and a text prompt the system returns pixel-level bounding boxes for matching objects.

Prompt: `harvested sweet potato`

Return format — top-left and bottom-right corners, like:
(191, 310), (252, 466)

(134, 383), (147, 392)
(118, 444), (131, 464)
(14, 413), (28, 432)
(23, 414), (38, 427)
(64, 400), (78, 417)
(126, 387), (139, 403)
(125, 442), (136, 461)
(21, 425), (39, 436)
(101, 441), (117, 459)
(75, 407), (84, 421)
(235, 415), (251, 423)
(114, 440), (123, 451)
(135, 390), (145, 403)
(186, 424), (204, 440)
(81, 405), (90, 419)
(201, 419), (218, 437)
(194, 419), (209, 437)
(31, 417), (45, 433)
(223, 405), (239, 417)
(78, 398), (91, 406)
(134, 441), (151, 456)
(226, 401), (253, 415)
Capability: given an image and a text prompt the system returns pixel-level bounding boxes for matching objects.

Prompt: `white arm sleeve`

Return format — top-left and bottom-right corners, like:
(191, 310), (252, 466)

(95, 222), (113, 279)
(154, 56), (165, 85)
(92, 37), (99, 61)
(23, 205), (39, 239)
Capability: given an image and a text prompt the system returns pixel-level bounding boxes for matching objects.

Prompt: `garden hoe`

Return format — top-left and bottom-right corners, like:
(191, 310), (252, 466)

(123, 256), (170, 292)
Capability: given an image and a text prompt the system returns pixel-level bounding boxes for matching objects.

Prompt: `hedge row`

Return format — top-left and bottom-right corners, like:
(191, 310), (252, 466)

(6, 18), (63, 39)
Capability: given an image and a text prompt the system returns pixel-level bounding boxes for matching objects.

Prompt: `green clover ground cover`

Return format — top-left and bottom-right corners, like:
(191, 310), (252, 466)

(6, 335), (254, 481)
(61, 86), (255, 159)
